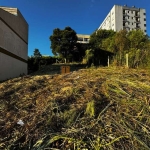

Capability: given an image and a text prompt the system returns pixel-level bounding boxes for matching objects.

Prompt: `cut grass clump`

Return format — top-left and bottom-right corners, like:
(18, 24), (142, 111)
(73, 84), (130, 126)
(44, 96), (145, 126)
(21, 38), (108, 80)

(0, 67), (150, 149)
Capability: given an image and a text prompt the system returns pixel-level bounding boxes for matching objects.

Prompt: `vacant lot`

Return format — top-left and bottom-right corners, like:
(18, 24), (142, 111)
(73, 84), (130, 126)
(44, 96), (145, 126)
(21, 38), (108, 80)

(0, 67), (150, 149)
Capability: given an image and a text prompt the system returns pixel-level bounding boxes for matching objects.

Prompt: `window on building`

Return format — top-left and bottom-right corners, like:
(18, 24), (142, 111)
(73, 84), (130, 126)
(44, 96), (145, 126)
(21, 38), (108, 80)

(145, 30), (147, 32)
(84, 38), (89, 42)
(135, 11), (139, 16)
(136, 23), (140, 28)
(143, 13), (146, 15)
(144, 18), (146, 21)
(123, 10), (125, 14)
(123, 23), (125, 26)
(132, 23), (133, 25)
(136, 18), (140, 22)
(144, 24), (146, 27)
(78, 38), (83, 41)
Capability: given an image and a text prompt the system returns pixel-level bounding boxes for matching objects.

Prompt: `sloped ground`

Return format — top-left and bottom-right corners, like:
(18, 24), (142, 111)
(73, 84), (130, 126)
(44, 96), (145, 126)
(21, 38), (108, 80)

(0, 67), (150, 149)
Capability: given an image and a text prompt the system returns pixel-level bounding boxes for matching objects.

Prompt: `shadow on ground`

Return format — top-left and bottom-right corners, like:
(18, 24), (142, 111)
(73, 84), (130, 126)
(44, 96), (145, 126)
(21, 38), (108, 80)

(30, 63), (87, 75)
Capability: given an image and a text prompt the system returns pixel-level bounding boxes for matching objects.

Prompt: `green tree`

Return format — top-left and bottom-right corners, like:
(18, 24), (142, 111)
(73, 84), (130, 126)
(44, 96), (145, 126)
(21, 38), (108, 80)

(50, 26), (77, 63)
(89, 29), (116, 49)
(101, 36), (116, 52)
(33, 49), (42, 58)
(84, 49), (94, 66)
(127, 30), (150, 68)
(114, 30), (129, 66)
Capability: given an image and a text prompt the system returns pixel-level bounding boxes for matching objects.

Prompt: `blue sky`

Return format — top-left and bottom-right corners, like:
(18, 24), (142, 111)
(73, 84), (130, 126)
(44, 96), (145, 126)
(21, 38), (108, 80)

(1, 0), (150, 56)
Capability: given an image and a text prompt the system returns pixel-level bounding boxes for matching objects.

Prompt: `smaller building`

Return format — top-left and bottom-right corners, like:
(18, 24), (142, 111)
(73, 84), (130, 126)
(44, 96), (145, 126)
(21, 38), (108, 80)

(77, 34), (90, 44)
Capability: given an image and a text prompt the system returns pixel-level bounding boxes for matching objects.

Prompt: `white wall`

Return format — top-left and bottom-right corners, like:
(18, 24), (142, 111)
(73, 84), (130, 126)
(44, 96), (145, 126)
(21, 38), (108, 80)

(114, 5), (123, 31)
(139, 9), (146, 33)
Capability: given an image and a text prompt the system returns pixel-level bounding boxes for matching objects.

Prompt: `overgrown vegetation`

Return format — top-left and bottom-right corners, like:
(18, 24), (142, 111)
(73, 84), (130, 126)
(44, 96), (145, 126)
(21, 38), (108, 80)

(0, 67), (150, 149)
(49, 28), (150, 68)
(89, 29), (150, 68)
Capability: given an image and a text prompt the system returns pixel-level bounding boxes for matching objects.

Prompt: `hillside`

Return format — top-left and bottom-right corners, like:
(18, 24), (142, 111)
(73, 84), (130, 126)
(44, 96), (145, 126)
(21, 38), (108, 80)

(0, 67), (150, 149)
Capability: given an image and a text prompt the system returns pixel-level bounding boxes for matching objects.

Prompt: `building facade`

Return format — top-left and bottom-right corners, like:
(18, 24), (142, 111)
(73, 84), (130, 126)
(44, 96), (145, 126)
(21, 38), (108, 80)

(98, 5), (146, 34)
(0, 7), (28, 81)
(77, 34), (90, 44)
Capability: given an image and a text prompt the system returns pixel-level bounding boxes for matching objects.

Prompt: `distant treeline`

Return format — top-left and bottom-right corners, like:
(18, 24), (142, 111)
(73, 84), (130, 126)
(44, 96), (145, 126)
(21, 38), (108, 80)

(28, 56), (57, 73)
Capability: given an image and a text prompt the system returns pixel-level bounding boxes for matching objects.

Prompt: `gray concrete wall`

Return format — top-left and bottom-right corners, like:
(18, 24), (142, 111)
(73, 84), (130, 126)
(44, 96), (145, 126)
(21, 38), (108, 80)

(0, 7), (28, 81)
(0, 53), (27, 81)
(0, 7), (28, 43)
(114, 5), (123, 31)
(0, 20), (27, 60)
(139, 9), (146, 33)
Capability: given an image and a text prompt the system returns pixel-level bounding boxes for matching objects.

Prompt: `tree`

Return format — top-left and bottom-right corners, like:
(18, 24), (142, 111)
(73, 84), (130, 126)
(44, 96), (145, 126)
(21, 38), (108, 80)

(114, 30), (129, 66)
(89, 29), (116, 49)
(33, 49), (42, 58)
(50, 26), (77, 63)
(127, 30), (150, 68)
(84, 49), (94, 66)
(101, 36), (116, 52)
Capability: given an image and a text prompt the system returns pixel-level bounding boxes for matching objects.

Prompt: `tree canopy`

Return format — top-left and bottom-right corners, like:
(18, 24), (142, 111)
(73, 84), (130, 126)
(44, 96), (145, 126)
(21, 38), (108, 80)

(50, 27), (77, 62)
(89, 29), (116, 49)
(88, 29), (150, 68)
(33, 49), (42, 58)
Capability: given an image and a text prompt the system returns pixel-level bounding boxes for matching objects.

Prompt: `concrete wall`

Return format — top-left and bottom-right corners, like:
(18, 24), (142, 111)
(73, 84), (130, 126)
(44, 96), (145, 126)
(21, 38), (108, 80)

(110, 6), (116, 31)
(114, 5), (123, 31)
(0, 7), (28, 43)
(0, 20), (27, 60)
(0, 7), (28, 81)
(0, 53), (27, 80)
(139, 9), (146, 33)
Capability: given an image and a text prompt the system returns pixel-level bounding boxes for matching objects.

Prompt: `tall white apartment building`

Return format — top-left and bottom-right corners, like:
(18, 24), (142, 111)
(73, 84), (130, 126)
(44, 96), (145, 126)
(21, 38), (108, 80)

(98, 5), (146, 34)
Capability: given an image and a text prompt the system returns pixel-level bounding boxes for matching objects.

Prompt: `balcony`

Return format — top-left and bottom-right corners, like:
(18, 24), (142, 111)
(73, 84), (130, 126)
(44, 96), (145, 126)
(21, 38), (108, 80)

(134, 20), (140, 23)
(134, 13), (140, 17)
(123, 12), (128, 16)
(123, 17), (129, 22)
(123, 25), (130, 29)
(135, 26), (140, 29)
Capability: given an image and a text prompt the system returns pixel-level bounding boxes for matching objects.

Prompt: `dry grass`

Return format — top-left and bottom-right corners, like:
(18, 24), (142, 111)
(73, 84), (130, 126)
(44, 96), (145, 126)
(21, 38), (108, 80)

(0, 67), (150, 149)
